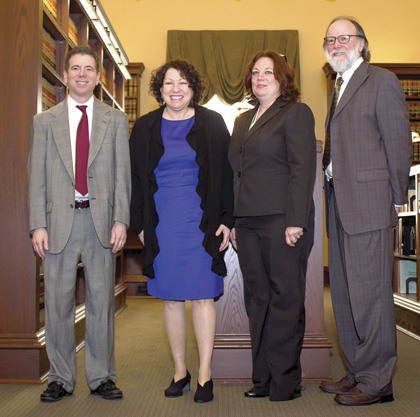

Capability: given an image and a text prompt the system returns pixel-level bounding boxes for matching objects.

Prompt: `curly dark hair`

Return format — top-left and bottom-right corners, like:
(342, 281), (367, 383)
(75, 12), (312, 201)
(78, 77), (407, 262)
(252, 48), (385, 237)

(149, 60), (205, 107)
(244, 50), (300, 105)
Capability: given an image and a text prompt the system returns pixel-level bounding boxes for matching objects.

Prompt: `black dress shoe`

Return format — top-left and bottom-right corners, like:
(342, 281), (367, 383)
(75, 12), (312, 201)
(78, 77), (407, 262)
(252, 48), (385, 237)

(40, 381), (72, 402)
(244, 390), (269, 398)
(194, 379), (214, 403)
(164, 370), (191, 398)
(90, 379), (123, 400)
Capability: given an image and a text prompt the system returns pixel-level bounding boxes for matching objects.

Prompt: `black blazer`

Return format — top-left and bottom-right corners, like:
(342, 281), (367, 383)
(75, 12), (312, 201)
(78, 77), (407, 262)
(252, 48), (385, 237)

(229, 97), (316, 229)
(130, 106), (234, 278)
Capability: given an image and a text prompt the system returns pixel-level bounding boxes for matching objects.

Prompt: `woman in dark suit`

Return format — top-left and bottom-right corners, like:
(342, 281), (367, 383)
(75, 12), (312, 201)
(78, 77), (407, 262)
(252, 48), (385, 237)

(229, 50), (316, 401)
(130, 60), (233, 403)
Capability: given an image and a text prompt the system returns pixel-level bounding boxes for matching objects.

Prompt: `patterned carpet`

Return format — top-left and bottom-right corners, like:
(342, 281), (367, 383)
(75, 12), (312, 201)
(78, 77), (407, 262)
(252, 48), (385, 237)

(1, 288), (420, 417)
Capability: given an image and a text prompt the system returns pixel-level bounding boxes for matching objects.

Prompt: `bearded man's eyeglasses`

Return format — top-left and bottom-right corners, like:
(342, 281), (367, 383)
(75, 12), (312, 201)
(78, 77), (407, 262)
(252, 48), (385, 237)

(324, 35), (364, 45)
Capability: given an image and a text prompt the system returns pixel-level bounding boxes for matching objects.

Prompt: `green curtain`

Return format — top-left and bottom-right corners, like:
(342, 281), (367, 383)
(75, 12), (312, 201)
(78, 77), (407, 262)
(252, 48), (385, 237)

(166, 30), (300, 104)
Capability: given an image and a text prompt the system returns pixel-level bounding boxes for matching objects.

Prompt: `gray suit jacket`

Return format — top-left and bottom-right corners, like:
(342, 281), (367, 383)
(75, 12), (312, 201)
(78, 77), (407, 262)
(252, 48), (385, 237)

(27, 97), (131, 253)
(229, 97), (316, 229)
(326, 61), (412, 235)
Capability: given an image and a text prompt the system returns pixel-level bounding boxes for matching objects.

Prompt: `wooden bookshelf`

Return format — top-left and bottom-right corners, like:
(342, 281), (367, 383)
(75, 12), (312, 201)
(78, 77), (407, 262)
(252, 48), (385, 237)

(393, 164), (420, 339)
(40, 0), (129, 111)
(323, 63), (420, 164)
(122, 62), (149, 297)
(125, 62), (145, 134)
(0, 0), (130, 383)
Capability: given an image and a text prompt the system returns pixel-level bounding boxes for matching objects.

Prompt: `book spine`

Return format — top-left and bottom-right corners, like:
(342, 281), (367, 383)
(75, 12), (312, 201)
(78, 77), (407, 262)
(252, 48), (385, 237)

(42, 77), (57, 110)
(42, 28), (57, 68)
(68, 17), (78, 46)
(102, 67), (107, 86)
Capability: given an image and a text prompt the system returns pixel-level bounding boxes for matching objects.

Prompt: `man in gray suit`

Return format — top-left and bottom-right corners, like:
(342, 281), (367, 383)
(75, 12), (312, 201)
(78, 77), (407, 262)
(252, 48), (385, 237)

(27, 46), (130, 402)
(319, 17), (412, 406)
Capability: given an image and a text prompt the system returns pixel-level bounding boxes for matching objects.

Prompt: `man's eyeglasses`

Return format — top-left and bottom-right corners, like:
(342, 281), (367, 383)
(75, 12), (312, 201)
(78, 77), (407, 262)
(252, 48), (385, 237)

(324, 35), (364, 45)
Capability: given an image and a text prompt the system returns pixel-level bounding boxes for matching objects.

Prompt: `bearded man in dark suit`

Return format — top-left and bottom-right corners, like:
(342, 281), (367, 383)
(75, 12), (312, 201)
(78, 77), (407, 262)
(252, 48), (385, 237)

(319, 17), (412, 406)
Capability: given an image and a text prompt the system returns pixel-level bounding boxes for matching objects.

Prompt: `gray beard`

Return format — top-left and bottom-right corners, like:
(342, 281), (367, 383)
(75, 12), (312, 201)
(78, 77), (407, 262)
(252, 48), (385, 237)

(326, 43), (362, 74)
(328, 56), (352, 74)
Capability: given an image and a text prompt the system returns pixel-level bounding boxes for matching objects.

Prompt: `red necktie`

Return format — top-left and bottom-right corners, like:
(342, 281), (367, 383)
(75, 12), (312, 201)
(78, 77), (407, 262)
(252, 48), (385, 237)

(75, 105), (89, 196)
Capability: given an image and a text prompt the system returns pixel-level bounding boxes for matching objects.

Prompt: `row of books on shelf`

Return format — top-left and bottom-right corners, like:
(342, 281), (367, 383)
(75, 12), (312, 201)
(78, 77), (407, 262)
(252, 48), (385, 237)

(43, 0), (58, 20)
(411, 123), (420, 135)
(412, 141), (420, 161)
(42, 77), (57, 111)
(129, 120), (136, 135)
(408, 101), (420, 119)
(400, 79), (420, 98)
(101, 67), (107, 86)
(125, 98), (138, 121)
(68, 16), (78, 46)
(125, 79), (138, 97)
(394, 217), (416, 256)
(42, 28), (56, 69)
(398, 260), (417, 294)
(399, 185), (416, 213)
(43, 0), (79, 47)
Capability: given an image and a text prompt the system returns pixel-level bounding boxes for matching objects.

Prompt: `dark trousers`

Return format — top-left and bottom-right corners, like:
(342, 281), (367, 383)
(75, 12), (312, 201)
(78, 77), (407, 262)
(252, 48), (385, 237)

(328, 188), (396, 396)
(235, 213), (314, 401)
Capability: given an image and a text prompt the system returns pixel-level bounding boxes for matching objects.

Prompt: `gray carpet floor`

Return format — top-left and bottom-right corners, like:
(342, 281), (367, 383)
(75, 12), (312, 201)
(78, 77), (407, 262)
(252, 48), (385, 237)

(1, 288), (420, 417)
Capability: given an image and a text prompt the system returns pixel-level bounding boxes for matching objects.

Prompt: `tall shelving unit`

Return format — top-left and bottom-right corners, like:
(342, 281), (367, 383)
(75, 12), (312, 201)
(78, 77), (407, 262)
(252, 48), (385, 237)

(393, 165), (420, 339)
(0, 0), (131, 383)
(122, 62), (150, 297)
(125, 62), (145, 134)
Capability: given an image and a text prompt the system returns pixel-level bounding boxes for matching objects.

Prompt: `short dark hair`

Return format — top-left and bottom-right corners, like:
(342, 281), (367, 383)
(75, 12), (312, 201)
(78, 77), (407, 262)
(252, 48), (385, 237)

(244, 50), (300, 105)
(149, 60), (205, 107)
(65, 46), (100, 72)
(323, 16), (371, 62)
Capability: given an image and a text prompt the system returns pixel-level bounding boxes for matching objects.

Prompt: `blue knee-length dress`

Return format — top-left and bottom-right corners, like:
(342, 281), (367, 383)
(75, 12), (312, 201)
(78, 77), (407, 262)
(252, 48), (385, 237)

(147, 116), (224, 300)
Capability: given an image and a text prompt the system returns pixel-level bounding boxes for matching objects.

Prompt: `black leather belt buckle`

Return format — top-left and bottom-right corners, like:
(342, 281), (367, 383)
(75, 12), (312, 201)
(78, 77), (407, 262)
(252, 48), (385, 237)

(75, 200), (90, 209)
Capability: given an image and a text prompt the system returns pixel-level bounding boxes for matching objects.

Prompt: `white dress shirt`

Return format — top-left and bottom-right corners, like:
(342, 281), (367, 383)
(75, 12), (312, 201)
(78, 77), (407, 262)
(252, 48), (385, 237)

(326, 57), (364, 179)
(67, 95), (94, 200)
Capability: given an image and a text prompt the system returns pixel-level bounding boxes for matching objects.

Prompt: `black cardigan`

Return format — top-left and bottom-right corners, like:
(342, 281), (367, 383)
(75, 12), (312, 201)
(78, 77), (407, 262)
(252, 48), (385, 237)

(129, 105), (234, 278)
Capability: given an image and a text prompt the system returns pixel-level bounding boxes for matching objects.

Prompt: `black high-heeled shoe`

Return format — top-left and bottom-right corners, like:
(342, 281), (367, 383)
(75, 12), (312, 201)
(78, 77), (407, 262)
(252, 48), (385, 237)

(194, 379), (214, 403)
(164, 370), (191, 398)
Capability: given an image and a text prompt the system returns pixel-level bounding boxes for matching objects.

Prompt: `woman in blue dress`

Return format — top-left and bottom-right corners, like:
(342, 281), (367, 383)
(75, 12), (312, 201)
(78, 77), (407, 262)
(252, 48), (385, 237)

(130, 60), (233, 403)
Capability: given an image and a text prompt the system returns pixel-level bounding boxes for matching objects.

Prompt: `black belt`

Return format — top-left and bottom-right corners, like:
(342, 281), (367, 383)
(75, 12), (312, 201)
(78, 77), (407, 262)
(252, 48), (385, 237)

(75, 200), (90, 209)
(329, 178), (334, 188)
